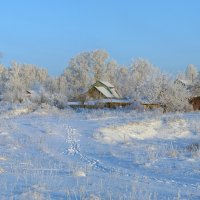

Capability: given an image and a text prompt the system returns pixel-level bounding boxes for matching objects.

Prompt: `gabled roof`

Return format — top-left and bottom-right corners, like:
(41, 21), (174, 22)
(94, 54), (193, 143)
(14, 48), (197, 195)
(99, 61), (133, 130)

(98, 80), (114, 88)
(110, 88), (120, 98)
(89, 80), (121, 99)
(95, 86), (114, 98)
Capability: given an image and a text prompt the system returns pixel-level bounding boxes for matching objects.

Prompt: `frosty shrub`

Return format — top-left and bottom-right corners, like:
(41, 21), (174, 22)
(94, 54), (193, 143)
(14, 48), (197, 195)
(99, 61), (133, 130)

(3, 89), (25, 103)
(52, 94), (68, 109)
(31, 92), (50, 105)
(186, 143), (200, 152)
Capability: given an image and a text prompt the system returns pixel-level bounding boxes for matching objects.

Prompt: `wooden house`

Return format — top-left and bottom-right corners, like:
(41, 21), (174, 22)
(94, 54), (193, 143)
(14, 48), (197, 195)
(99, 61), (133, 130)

(69, 81), (133, 108)
(77, 80), (121, 102)
(69, 81), (163, 110)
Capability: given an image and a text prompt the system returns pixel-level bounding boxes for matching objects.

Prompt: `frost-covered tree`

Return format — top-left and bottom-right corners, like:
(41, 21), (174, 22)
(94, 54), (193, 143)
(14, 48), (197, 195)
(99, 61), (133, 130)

(101, 60), (131, 98)
(63, 50), (117, 98)
(92, 50), (109, 81)
(57, 76), (67, 94)
(104, 61), (119, 84)
(47, 76), (68, 96)
(147, 75), (191, 112)
(192, 73), (200, 96)
(128, 58), (159, 99)
(176, 72), (186, 81)
(3, 63), (25, 102)
(185, 64), (198, 83)
(127, 58), (190, 112)
(3, 62), (49, 102)
(0, 64), (9, 95)
(63, 52), (93, 98)
(117, 67), (130, 97)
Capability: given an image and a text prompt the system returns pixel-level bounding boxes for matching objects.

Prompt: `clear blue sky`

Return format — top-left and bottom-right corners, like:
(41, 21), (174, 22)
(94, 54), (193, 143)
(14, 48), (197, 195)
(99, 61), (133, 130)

(0, 0), (200, 75)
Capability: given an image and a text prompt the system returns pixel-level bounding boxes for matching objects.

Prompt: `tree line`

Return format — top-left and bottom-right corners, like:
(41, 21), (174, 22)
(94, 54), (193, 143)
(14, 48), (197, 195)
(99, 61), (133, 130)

(0, 50), (199, 112)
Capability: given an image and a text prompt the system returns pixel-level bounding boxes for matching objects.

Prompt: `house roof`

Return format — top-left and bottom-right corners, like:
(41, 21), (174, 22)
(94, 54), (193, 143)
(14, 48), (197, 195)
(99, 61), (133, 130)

(84, 98), (131, 104)
(74, 80), (121, 101)
(26, 90), (37, 95)
(110, 88), (120, 98)
(95, 86), (114, 98)
(140, 97), (160, 104)
(175, 79), (192, 87)
(68, 98), (131, 106)
(98, 80), (114, 88)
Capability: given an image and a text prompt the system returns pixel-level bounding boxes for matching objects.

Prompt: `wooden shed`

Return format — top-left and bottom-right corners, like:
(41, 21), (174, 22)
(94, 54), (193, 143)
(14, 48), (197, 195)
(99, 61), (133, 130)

(140, 97), (162, 111)
(189, 96), (200, 110)
(141, 103), (161, 110)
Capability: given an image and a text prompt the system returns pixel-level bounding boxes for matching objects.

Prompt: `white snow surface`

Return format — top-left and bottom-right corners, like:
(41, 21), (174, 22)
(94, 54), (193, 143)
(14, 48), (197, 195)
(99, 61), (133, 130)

(96, 118), (191, 143)
(0, 103), (200, 199)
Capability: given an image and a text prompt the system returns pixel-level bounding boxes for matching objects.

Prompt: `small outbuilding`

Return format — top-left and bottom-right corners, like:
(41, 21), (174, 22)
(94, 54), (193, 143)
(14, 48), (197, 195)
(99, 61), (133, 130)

(189, 96), (200, 110)
(141, 103), (162, 110)
(25, 90), (38, 99)
(140, 97), (162, 111)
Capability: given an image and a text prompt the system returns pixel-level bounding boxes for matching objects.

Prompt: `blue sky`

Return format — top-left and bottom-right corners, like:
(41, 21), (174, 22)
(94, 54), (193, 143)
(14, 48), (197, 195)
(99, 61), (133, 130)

(0, 0), (200, 75)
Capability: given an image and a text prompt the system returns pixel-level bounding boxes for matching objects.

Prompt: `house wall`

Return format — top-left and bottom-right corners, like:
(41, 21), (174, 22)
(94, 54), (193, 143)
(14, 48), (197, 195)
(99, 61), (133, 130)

(76, 87), (107, 102)
(87, 87), (106, 99)
(106, 102), (131, 108)
(69, 101), (131, 109)
(189, 97), (200, 110)
(142, 104), (161, 110)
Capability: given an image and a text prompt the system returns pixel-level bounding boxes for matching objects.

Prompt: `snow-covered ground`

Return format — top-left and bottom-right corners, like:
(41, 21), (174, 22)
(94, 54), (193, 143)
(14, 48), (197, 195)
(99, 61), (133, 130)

(0, 104), (200, 199)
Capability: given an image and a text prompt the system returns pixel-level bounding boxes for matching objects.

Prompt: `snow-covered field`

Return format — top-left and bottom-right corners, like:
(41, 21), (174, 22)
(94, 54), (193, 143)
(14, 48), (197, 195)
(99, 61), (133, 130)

(0, 103), (200, 199)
